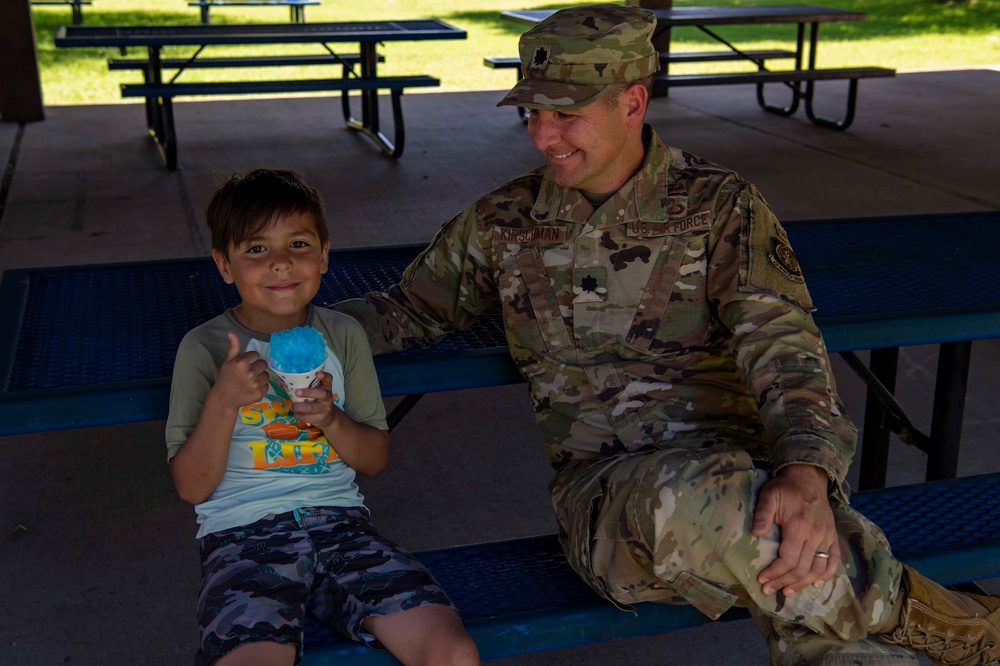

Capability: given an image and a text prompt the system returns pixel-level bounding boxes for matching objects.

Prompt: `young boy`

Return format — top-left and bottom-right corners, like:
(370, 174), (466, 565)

(165, 169), (479, 666)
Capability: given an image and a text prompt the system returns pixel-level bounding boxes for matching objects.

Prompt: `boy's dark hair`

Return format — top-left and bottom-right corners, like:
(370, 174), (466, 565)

(207, 168), (328, 257)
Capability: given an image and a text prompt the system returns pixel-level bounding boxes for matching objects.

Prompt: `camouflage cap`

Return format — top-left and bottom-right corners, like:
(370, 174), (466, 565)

(497, 4), (659, 111)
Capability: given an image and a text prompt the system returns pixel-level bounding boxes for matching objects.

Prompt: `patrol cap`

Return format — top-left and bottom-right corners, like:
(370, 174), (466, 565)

(497, 4), (659, 111)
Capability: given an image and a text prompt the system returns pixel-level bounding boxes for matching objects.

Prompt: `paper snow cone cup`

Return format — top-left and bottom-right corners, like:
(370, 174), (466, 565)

(273, 365), (323, 403)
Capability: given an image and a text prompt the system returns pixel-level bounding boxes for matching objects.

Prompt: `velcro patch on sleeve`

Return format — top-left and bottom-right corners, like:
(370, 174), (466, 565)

(745, 194), (815, 312)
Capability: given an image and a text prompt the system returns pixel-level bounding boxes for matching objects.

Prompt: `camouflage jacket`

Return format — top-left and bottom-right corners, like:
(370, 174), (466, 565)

(334, 126), (857, 489)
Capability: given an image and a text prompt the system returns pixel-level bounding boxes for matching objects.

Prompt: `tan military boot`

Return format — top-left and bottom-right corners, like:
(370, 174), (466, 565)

(880, 565), (1000, 665)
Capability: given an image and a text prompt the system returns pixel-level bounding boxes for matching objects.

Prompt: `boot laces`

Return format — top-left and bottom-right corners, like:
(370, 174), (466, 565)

(887, 623), (1000, 665)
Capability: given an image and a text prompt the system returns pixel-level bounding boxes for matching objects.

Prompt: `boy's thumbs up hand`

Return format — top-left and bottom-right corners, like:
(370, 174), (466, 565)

(214, 331), (270, 408)
(225, 330), (242, 361)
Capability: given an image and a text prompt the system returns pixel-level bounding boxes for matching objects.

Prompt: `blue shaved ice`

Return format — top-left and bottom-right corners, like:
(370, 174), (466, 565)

(269, 326), (326, 373)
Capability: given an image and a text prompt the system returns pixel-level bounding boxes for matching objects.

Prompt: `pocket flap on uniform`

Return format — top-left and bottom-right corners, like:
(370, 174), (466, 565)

(669, 570), (739, 620)
(516, 248), (572, 353)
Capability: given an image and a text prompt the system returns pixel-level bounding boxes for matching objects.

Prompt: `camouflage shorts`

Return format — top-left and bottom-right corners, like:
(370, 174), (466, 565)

(196, 506), (454, 666)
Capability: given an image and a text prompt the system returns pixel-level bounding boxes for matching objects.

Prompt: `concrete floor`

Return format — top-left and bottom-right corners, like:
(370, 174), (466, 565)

(1, 67), (1000, 665)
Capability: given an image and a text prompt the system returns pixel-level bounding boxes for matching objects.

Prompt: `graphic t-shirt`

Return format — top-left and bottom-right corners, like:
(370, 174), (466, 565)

(165, 306), (388, 538)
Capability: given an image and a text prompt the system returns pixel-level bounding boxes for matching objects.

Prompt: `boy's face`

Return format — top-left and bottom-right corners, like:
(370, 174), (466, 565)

(212, 211), (329, 334)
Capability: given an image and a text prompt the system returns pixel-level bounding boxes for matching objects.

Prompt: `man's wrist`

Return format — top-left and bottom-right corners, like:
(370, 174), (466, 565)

(778, 463), (830, 489)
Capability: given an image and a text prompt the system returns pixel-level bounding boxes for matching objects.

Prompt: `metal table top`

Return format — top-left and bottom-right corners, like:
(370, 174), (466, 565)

(502, 5), (867, 29)
(55, 18), (467, 48)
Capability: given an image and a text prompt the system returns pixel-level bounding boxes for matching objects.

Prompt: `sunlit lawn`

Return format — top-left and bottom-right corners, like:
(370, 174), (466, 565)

(29, 0), (1000, 105)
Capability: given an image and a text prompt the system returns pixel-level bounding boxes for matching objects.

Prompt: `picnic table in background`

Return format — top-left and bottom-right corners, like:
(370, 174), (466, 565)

(31, 0), (91, 25)
(496, 5), (894, 129)
(53, 19), (467, 167)
(189, 0), (319, 25)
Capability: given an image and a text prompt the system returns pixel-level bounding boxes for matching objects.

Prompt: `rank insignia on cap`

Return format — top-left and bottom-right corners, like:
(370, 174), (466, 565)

(768, 238), (804, 283)
(530, 46), (551, 69)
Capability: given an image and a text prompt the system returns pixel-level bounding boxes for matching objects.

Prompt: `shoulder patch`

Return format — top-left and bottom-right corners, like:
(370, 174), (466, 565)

(768, 237), (804, 283)
(744, 194), (814, 311)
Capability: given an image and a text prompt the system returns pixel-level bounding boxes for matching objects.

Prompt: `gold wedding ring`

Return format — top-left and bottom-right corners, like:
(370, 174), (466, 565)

(814, 551), (831, 559)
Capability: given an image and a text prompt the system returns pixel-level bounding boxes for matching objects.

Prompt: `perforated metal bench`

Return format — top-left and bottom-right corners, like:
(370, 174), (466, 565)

(298, 472), (1000, 664)
(3, 212), (1000, 662)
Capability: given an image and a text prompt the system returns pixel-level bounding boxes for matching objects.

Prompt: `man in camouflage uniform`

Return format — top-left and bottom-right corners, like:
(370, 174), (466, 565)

(333, 5), (1000, 664)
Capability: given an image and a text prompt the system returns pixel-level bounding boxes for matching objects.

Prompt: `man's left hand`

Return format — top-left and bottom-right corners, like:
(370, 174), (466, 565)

(753, 464), (840, 597)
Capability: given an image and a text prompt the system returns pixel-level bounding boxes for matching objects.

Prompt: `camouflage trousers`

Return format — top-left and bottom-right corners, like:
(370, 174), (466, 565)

(197, 506), (454, 666)
(550, 444), (918, 665)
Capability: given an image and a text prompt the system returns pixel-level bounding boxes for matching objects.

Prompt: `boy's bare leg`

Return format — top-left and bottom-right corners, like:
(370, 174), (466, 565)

(214, 640), (295, 665)
(364, 604), (480, 666)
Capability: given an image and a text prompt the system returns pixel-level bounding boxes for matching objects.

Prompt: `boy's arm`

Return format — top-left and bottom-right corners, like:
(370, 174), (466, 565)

(169, 331), (270, 504)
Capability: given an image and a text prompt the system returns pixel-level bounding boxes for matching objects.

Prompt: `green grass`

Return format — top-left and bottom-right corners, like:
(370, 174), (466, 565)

(30, 0), (1000, 106)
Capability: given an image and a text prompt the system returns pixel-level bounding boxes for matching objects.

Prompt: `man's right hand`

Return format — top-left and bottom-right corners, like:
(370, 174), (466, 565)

(753, 464), (840, 597)
(213, 331), (270, 408)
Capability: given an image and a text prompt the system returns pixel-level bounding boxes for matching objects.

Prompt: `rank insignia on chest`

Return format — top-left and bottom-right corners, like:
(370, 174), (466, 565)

(572, 267), (608, 303)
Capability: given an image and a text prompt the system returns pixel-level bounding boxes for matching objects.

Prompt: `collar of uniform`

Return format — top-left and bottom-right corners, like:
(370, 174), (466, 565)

(530, 170), (596, 225)
(529, 124), (671, 227)
(632, 124), (671, 224)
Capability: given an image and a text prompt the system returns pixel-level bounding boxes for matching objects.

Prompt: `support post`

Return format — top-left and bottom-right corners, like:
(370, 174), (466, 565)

(927, 341), (972, 482)
(627, 0), (672, 97)
(0, 0), (45, 123)
(857, 348), (899, 490)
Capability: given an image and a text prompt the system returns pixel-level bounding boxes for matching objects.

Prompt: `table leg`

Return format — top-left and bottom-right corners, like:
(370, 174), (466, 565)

(927, 341), (971, 481)
(159, 98), (178, 170)
(637, 0), (672, 97)
(360, 42), (378, 135)
(146, 47), (178, 170)
(342, 42), (406, 158)
(806, 21), (817, 70)
(857, 347), (899, 490)
(387, 394), (424, 432)
(146, 46), (164, 141)
(804, 78), (859, 130)
(755, 22), (805, 116)
(142, 61), (157, 135)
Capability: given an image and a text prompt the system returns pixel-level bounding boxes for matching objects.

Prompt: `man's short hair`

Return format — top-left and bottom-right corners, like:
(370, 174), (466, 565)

(602, 76), (655, 107)
(207, 168), (328, 257)
(497, 4), (659, 112)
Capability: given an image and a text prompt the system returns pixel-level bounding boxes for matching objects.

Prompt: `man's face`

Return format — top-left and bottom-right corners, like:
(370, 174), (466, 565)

(527, 91), (633, 195)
